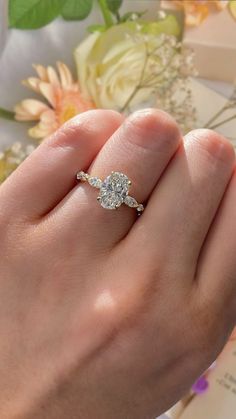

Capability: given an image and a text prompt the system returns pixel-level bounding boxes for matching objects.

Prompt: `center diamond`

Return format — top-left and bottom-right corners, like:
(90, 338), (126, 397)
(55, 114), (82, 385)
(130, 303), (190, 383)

(99, 172), (130, 210)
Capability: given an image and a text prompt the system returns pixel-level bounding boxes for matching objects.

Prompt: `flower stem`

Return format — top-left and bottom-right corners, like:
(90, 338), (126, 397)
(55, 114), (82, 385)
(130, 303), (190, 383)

(98, 0), (114, 28)
(120, 42), (149, 113)
(208, 114), (236, 130)
(0, 107), (15, 121)
(141, 51), (176, 87)
(114, 10), (121, 23)
(120, 86), (141, 113)
(204, 105), (228, 128)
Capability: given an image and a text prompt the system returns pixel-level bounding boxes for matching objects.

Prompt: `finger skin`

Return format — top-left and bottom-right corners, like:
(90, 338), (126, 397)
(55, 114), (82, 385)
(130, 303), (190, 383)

(0, 110), (123, 219)
(128, 129), (235, 279)
(197, 166), (236, 321)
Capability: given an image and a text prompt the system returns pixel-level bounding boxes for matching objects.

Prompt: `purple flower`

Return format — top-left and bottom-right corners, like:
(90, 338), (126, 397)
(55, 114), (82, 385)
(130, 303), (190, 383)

(192, 376), (209, 394)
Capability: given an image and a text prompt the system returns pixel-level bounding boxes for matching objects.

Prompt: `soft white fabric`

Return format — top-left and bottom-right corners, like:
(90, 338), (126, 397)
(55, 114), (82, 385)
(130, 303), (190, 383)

(0, 0), (7, 57)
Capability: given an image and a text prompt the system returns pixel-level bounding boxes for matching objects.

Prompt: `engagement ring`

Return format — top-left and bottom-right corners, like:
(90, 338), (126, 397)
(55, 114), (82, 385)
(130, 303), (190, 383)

(76, 171), (144, 214)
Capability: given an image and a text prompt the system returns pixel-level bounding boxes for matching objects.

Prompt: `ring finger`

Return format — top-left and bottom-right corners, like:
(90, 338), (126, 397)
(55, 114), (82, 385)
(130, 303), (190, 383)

(54, 109), (181, 247)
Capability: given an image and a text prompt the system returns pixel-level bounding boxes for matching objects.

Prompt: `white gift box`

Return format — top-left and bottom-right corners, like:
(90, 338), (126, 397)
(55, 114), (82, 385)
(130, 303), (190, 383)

(162, 0), (236, 83)
(184, 8), (236, 83)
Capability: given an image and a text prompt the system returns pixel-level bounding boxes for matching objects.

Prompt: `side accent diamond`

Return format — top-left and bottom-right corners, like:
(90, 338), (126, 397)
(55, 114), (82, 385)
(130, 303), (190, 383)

(137, 204), (144, 212)
(124, 196), (138, 208)
(77, 171), (88, 181)
(88, 177), (102, 188)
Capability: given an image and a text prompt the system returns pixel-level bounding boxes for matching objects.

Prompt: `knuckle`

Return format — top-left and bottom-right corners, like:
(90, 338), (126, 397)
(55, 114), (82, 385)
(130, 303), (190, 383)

(125, 108), (181, 152)
(46, 109), (122, 150)
(46, 113), (94, 150)
(187, 128), (235, 165)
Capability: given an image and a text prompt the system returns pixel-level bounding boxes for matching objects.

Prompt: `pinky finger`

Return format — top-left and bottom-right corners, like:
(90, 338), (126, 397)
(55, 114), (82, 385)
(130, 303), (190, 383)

(198, 167), (236, 322)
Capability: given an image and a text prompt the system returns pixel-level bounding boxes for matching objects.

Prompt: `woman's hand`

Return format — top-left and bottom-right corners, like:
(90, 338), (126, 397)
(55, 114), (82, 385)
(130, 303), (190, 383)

(0, 109), (235, 419)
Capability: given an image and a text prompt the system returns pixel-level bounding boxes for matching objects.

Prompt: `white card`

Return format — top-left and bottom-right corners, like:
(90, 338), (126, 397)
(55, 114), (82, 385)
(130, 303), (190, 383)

(178, 340), (236, 419)
(190, 78), (236, 148)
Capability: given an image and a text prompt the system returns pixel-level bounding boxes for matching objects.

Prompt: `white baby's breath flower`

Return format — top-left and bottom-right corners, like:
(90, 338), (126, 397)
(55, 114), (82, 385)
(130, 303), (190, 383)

(74, 19), (196, 131)
(0, 142), (36, 183)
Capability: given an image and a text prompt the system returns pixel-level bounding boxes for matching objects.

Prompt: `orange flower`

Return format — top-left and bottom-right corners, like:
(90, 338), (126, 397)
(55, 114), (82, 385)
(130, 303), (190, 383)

(170, 0), (229, 26)
(15, 62), (95, 140)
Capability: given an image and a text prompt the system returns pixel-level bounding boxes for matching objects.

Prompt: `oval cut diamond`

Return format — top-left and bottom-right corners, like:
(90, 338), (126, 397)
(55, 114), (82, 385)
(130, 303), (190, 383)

(99, 172), (130, 210)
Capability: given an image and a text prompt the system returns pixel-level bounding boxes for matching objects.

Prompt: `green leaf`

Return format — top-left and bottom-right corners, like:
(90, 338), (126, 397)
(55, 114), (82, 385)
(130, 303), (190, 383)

(9, 0), (65, 29)
(141, 13), (183, 40)
(87, 24), (106, 33)
(106, 0), (122, 13)
(62, 0), (93, 21)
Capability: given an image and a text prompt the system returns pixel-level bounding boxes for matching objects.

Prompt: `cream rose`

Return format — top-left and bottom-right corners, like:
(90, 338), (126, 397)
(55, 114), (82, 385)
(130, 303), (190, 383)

(74, 17), (180, 111)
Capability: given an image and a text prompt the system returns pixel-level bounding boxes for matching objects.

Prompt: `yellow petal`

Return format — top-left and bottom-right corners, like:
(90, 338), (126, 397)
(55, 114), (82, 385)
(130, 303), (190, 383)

(32, 64), (49, 81)
(172, 1), (210, 26)
(14, 107), (36, 121)
(47, 66), (60, 87)
(185, 5), (209, 26)
(185, 12), (206, 26)
(14, 102), (31, 117)
(214, 0), (228, 10)
(28, 125), (50, 139)
(57, 61), (74, 90)
(28, 122), (54, 139)
(14, 99), (49, 121)
(39, 82), (57, 107)
(22, 99), (49, 114)
(28, 109), (58, 139)
(40, 109), (57, 124)
(22, 77), (41, 93)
